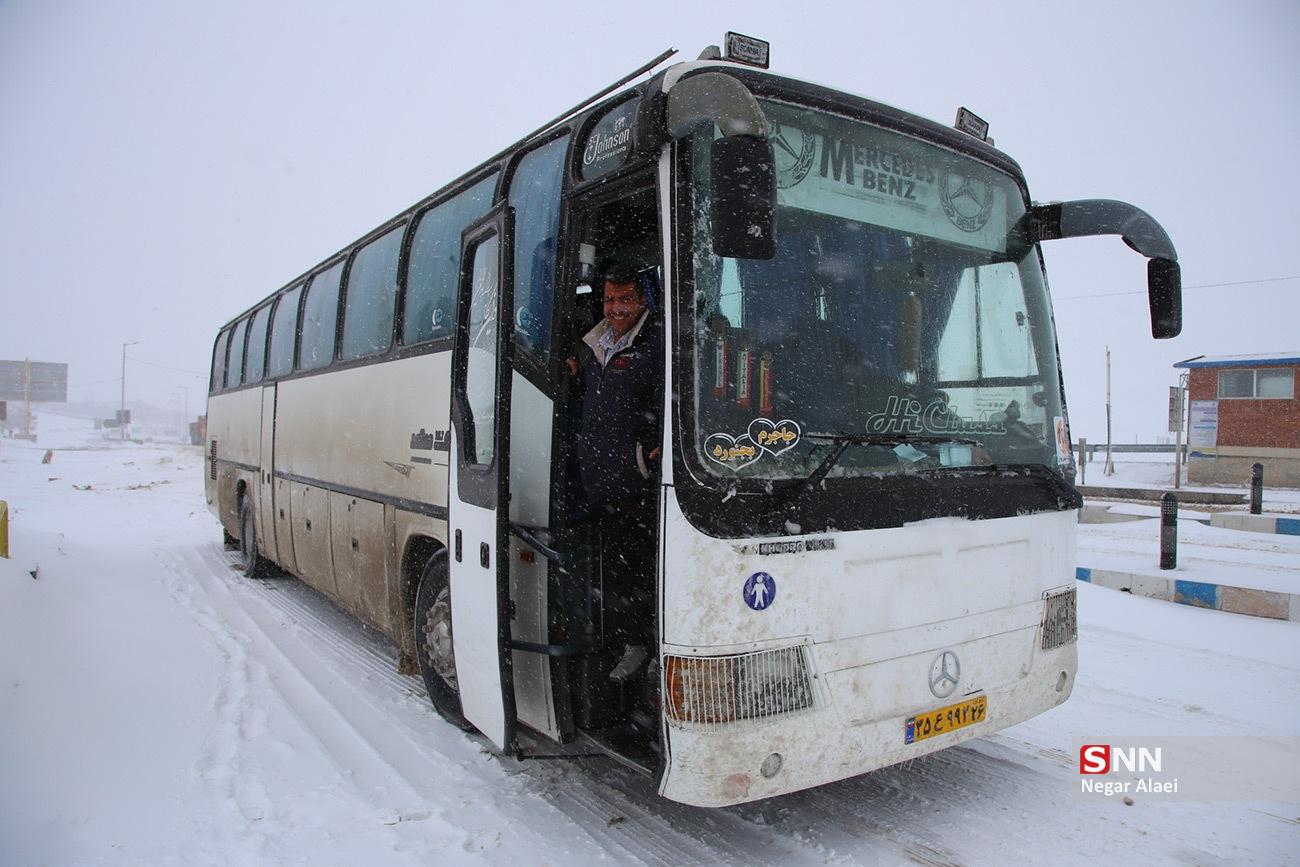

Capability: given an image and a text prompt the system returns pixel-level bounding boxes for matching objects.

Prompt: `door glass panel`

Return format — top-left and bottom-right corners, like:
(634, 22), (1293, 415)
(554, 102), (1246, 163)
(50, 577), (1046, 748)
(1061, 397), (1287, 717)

(464, 234), (501, 465)
(508, 136), (568, 357)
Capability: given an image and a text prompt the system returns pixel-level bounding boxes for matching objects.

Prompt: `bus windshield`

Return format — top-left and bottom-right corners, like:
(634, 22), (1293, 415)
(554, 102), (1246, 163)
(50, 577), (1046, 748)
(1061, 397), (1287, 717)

(686, 98), (1070, 482)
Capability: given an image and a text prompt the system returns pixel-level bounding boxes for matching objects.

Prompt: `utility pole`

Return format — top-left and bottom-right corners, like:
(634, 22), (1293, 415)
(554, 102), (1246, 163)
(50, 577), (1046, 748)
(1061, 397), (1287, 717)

(23, 358), (32, 439)
(1104, 346), (1115, 476)
(1173, 372), (1188, 489)
(120, 341), (138, 440)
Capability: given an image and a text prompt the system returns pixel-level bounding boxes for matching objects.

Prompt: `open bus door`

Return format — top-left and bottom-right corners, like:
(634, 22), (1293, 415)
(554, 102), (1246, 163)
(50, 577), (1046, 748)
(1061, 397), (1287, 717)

(448, 205), (518, 752)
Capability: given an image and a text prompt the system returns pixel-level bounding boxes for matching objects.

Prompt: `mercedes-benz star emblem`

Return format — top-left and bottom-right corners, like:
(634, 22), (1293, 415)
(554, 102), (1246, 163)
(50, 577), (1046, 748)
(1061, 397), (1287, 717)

(929, 650), (961, 699)
(769, 120), (815, 189)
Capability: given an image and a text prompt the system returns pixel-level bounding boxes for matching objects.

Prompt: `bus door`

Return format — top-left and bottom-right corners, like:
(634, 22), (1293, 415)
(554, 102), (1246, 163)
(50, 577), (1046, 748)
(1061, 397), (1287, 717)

(257, 385), (278, 563)
(447, 204), (518, 752)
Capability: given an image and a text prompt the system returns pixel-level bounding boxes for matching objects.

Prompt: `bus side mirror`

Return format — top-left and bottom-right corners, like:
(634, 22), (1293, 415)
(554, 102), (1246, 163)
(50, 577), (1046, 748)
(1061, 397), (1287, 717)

(710, 135), (777, 260)
(1148, 258), (1181, 339)
(1032, 199), (1182, 339)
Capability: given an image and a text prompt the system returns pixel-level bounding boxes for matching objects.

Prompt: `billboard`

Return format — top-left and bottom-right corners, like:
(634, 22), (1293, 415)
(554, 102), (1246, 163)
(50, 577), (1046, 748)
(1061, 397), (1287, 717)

(0, 360), (68, 402)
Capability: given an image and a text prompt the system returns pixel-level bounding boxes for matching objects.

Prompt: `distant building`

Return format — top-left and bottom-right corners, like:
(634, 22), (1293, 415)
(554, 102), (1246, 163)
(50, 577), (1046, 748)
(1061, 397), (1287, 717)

(1174, 352), (1299, 487)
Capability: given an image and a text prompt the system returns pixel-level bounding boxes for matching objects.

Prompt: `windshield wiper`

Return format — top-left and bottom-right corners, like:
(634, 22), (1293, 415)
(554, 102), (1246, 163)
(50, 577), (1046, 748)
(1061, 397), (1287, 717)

(785, 433), (986, 503)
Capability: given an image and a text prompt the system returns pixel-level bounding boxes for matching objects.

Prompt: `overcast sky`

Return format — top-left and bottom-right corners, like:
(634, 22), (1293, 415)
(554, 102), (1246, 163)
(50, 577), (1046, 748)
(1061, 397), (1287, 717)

(2, 0), (1297, 441)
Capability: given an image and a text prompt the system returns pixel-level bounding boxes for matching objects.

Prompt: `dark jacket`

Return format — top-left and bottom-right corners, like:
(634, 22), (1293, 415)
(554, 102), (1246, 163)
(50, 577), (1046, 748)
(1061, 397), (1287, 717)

(574, 312), (664, 508)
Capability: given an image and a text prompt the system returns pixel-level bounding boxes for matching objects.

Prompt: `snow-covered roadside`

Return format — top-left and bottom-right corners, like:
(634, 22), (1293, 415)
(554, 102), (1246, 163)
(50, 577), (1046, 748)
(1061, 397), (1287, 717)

(2, 420), (1297, 865)
(1078, 517), (1300, 594)
(1077, 453), (1300, 512)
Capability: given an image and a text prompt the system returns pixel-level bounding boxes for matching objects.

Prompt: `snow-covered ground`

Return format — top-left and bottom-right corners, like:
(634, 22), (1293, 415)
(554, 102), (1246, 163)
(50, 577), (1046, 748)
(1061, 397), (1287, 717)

(1078, 514), (1300, 595)
(2, 417), (1298, 865)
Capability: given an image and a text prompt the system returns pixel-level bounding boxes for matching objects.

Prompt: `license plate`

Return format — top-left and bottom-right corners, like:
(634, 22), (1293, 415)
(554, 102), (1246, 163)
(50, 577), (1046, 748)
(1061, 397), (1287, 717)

(905, 695), (988, 744)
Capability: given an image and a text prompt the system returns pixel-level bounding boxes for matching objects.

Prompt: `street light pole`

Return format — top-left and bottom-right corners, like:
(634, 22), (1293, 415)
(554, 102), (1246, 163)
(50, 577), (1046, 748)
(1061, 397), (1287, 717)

(120, 341), (138, 440)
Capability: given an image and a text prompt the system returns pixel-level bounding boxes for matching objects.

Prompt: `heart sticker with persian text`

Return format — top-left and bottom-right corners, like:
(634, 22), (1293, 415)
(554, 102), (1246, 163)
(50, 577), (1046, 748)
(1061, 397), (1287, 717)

(704, 432), (761, 471)
(747, 418), (802, 458)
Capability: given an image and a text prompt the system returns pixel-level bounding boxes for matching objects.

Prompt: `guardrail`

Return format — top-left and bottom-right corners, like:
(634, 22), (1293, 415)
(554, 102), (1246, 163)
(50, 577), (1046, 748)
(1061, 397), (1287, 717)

(1077, 443), (1188, 457)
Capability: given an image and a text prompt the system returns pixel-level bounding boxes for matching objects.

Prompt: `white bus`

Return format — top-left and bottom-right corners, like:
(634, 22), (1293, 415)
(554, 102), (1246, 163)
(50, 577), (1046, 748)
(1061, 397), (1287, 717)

(206, 36), (1181, 807)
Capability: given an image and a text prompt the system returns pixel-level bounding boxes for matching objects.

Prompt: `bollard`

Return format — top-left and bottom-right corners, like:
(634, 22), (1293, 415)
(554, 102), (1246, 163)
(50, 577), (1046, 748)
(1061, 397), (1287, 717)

(1249, 463), (1264, 515)
(0, 500), (8, 559)
(1159, 492), (1177, 570)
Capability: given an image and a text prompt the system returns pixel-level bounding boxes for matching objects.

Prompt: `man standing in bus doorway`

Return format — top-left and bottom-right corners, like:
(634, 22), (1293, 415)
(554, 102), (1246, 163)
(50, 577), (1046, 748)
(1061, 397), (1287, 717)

(568, 262), (664, 694)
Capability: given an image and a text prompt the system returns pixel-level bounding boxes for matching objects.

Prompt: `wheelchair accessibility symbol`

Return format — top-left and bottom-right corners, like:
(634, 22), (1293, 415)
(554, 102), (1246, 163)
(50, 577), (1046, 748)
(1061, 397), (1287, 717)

(743, 572), (776, 611)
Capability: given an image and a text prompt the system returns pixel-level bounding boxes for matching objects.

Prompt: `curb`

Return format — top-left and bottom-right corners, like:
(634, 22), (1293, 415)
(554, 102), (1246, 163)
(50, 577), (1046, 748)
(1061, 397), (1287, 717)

(1076, 485), (1245, 505)
(1076, 567), (1300, 622)
(1209, 513), (1300, 536)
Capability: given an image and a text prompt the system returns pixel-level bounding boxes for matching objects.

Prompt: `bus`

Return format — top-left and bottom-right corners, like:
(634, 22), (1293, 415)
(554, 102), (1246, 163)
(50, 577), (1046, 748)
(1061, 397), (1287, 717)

(205, 35), (1181, 808)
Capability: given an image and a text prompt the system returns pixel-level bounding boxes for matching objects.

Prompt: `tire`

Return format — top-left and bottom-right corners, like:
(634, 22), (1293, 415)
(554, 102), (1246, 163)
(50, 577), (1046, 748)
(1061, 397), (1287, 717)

(413, 553), (474, 730)
(238, 493), (270, 578)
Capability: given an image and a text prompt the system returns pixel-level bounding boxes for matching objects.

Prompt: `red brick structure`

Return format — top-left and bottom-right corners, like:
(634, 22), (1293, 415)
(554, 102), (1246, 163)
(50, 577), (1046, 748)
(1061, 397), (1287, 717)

(1175, 353), (1300, 487)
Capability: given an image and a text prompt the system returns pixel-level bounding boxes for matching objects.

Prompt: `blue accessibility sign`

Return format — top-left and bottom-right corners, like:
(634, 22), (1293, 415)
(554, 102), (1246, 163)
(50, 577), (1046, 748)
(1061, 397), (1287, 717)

(743, 572), (776, 611)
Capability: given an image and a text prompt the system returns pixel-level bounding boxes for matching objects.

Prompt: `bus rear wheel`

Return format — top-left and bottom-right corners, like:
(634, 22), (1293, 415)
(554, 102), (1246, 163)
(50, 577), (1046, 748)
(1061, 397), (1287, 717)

(414, 554), (473, 731)
(238, 493), (270, 578)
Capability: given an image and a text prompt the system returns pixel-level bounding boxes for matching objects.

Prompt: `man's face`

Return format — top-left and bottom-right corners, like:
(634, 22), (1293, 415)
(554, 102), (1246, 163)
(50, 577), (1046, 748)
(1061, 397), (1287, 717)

(603, 280), (645, 338)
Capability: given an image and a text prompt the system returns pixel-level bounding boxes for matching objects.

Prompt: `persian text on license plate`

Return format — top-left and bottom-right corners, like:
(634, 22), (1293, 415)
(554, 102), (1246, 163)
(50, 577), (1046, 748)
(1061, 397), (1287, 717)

(905, 695), (988, 744)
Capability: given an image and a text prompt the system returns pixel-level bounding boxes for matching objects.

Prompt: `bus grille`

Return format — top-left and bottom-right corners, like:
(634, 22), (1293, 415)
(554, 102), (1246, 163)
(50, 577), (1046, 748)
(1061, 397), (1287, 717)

(1041, 587), (1077, 650)
(665, 645), (815, 726)
(209, 440), (218, 480)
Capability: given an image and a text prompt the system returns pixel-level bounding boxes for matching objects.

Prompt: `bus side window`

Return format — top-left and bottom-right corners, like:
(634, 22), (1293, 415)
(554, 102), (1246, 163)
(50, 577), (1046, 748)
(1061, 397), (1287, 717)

(226, 317), (248, 388)
(211, 329), (230, 393)
(403, 172), (497, 346)
(508, 135), (569, 358)
(341, 224), (404, 361)
(267, 284), (303, 378)
(244, 304), (271, 384)
(299, 262), (344, 371)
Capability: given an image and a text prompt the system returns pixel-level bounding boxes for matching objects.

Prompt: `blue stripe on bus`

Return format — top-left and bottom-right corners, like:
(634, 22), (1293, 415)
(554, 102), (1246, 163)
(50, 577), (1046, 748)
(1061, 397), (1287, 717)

(1173, 580), (1219, 609)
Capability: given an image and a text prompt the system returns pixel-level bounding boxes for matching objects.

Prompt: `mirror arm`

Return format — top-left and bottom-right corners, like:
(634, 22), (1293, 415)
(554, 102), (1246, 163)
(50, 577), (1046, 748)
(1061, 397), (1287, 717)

(1032, 199), (1178, 262)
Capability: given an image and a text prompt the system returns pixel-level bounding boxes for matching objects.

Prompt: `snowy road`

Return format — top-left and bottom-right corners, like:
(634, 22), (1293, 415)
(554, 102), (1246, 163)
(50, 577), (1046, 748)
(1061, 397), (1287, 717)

(2, 432), (1297, 865)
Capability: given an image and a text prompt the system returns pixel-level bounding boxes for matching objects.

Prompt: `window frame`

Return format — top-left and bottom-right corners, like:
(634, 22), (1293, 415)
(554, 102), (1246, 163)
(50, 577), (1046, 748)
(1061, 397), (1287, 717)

(210, 328), (232, 394)
(242, 303), (273, 385)
(267, 283), (305, 380)
(296, 259), (346, 373)
(1217, 367), (1296, 400)
(225, 317), (249, 389)
(340, 221), (407, 363)
(400, 170), (500, 350)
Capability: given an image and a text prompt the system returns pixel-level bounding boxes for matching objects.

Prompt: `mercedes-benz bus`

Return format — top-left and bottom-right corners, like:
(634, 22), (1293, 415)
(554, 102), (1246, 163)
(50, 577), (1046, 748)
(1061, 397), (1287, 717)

(205, 35), (1181, 807)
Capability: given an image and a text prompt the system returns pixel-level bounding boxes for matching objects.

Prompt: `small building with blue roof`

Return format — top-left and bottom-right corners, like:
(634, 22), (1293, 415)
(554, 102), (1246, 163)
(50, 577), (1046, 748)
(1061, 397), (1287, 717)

(1174, 352), (1299, 486)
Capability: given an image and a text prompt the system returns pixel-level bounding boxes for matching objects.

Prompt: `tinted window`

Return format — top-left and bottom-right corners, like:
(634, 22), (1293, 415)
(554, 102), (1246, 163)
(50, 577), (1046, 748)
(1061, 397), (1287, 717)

(226, 318), (248, 386)
(211, 329), (230, 392)
(508, 136), (568, 357)
(341, 225), (404, 360)
(299, 262), (343, 371)
(403, 173), (497, 346)
(244, 305), (271, 384)
(268, 285), (302, 378)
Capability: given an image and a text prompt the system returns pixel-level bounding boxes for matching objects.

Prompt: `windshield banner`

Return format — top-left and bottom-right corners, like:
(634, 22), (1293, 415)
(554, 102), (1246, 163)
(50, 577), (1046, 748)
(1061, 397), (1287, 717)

(766, 103), (1012, 253)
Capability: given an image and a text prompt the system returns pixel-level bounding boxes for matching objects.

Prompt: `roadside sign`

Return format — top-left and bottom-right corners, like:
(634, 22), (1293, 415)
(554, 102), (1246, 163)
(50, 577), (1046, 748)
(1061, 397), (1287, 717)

(1168, 386), (1184, 432)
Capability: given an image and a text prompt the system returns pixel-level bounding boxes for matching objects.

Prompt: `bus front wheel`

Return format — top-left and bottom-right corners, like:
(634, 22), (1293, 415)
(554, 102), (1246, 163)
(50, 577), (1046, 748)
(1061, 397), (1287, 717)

(414, 554), (473, 731)
(238, 493), (270, 578)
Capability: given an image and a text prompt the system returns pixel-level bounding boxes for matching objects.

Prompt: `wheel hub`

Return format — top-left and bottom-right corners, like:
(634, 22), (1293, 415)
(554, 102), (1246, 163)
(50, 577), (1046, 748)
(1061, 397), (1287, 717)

(422, 587), (458, 690)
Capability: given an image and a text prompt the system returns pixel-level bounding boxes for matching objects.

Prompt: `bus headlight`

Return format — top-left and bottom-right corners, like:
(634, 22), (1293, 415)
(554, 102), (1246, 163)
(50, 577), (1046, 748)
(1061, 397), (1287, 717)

(664, 646), (815, 725)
